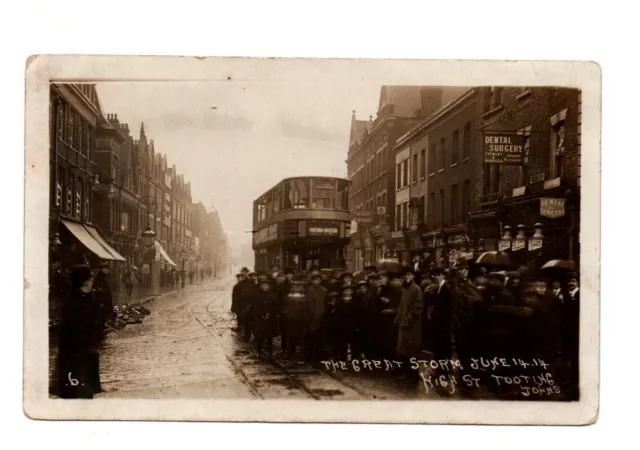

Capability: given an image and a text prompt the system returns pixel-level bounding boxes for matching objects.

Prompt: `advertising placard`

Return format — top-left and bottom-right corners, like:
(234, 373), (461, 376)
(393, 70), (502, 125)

(528, 238), (543, 251)
(483, 134), (526, 165)
(499, 239), (512, 251)
(512, 239), (526, 251)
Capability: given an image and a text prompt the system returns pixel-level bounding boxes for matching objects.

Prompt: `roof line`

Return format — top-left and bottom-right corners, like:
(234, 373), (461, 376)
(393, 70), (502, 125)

(394, 88), (477, 149)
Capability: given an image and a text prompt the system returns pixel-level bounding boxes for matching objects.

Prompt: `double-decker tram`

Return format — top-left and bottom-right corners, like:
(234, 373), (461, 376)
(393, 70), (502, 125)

(252, 176), (350, 272)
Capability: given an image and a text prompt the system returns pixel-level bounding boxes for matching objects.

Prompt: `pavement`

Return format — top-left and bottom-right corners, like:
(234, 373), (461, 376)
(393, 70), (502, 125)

(96, 277), (440, 400)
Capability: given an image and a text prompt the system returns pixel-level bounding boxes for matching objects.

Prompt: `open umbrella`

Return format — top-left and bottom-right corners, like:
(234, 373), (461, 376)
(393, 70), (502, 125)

(541, 259), (576, 271)
(475, 251), (511, 268)
(376, 258), (403, 274)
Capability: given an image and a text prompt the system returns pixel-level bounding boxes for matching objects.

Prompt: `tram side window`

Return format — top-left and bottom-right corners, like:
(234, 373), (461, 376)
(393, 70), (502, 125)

(284, 181), (293, 209)
(337, 180), (349, 210)
(284, 179), (310, 209)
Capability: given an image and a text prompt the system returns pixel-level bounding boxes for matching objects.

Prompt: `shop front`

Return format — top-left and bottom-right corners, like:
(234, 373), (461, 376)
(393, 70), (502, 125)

(470, 181), (580, 269)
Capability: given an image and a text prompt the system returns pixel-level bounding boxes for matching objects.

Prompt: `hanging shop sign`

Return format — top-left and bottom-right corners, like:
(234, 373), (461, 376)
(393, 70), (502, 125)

(353, 210), (376, 225)
(528, 238), (543, 251)
(483, 133), (526, 165)
(540, 197), (566, 219)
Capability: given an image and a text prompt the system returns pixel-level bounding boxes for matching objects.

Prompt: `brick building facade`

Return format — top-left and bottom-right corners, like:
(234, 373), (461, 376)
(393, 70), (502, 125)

(390, 88), (480, 266)
(345, 86), (465, 271)
(469, 87), (581, 268)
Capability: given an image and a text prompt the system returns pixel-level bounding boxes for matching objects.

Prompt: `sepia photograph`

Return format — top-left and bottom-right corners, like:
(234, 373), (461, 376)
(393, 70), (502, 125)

(24, 56), (600, 424)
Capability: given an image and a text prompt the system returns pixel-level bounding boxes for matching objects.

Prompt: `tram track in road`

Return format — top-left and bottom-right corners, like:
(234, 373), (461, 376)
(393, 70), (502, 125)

(191, 296), (369, 401)
(107, 280), (235, 343)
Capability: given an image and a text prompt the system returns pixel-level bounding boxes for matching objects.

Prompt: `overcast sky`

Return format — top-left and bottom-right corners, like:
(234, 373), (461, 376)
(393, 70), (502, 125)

(97, 81), (380, 255)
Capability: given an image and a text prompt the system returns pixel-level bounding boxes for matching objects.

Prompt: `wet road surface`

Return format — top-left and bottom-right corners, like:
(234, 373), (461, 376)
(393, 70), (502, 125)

(98, 277), (434, 400)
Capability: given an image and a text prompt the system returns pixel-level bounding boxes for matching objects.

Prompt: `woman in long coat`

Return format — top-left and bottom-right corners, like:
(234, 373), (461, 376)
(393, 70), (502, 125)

(252, 277), (279, 357)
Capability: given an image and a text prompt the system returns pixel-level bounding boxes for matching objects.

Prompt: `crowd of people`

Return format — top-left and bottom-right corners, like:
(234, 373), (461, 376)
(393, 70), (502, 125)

(230, 258), (580, 397)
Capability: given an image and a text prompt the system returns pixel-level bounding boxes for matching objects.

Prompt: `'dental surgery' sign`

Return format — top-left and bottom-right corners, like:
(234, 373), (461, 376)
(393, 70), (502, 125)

(483, 134), (526, 165)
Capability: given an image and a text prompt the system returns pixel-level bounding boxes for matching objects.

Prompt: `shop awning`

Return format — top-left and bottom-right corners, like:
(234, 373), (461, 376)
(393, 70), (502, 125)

(154, 240), (177, 266)
(61, 219), (123, 261)
(84, 224), (127, 262)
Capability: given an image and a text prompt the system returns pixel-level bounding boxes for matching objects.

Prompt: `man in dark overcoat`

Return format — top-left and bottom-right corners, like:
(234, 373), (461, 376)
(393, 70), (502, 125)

(90, 262), (115, 393)
(430, 266), (455, 363)
(561, 271), (580, 398)
(276, 268), (294, 356)
(377, 271), (402, 359)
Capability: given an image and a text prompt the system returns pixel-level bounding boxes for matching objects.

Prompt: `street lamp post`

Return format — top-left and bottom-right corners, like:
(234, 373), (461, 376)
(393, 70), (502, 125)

(180, 248), (187, 288)
(139, 196), (157, 288)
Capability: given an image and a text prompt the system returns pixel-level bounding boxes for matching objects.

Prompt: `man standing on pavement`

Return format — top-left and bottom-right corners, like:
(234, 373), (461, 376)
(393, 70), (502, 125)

(89, 262), (115, 393)
(394, 267), (423, 383)
(122, 265), (139, 302)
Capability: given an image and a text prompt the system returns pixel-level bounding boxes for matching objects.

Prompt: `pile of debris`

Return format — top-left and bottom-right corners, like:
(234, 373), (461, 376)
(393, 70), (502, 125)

(105, 304), (151, 332)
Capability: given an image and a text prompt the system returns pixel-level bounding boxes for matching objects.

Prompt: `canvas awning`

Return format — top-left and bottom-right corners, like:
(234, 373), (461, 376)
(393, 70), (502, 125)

(154, 240), (177, 266)
(84, 224), (126, 261)
(61, 219), (125, 261)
